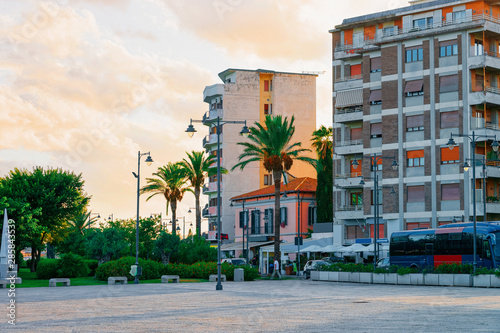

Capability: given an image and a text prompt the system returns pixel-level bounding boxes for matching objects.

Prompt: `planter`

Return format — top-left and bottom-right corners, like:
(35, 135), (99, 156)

(452, 274), (471, 287)
(438, 274), (453, 286)
(349, 272), (360, 283)
(385, 273), (398, 285)
(372, 273), (385, 284)
(359, 272), (373, 284)
(397, 274), (411, 285)
(310, 271), (320, 281)
(319, 271), (329, 281)
(339, 272), (350, 282)
(409, 273), (424, 285)
(473, 275), (491, 288)
(424, 274), (439, 286)
(328, 271), (340, 282)
(491, 275), (500, 288)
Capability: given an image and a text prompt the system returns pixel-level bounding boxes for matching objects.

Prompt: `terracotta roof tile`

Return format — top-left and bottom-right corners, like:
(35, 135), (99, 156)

(230, 177), (317, 201)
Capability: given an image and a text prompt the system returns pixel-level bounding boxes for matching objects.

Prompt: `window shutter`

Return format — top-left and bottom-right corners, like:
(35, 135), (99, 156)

(281, 207), (287, 225)
(407, 149), (424, 159)
(407, 185), (425, 202)
(351, 64), (362, 76)
(404, 79), (423, 93)
(442, 184), (460, 200)
(441, 147), (459, 162)
(370, 123), (382, 135)
(407, 115), (424, 128)
(369, 89), (382, 102)
(370, 58), (381, 71)
(440, 111), (459, 128)
(239, 211), (244, 228)
(440, 75), (459, 93)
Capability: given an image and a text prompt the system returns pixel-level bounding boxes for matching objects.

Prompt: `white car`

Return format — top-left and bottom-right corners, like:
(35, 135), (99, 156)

(222, 258), (247, 265)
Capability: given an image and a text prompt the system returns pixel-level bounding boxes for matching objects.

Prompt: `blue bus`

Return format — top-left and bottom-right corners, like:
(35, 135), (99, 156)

(389, 222), (500, 269)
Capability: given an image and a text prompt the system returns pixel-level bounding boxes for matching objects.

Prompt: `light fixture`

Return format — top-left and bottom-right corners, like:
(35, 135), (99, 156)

(391, 160), (399, 171)
(185, 123), (196, 138)
(282, 191), (288, 198)
(359, 177), (365, 185)
(447, 136), (456, 150)
(491, 140), (499, 152)
(463, 161), (470, 172)
(145, 155), (153, 166)
(390, 187), (396, 195)
(352, 159), (360, 169)
(229, 201), (234, 207)
(240, 123), (250, 136)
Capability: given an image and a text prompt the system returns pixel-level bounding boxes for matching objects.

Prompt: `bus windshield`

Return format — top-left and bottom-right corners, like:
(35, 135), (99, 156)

(493, 232), (500, 263)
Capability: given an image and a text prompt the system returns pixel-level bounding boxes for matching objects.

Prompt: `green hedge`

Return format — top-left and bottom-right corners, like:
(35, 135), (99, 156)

(161, 262), (259, 281)
(36, 259), (60, 279)
(84, 259), (99, 276)
(36, 254), (89, 279)
(95, 257), (162, 281)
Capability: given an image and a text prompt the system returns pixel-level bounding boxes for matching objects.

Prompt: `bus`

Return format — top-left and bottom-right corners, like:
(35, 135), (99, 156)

(389, 222), (500, 269)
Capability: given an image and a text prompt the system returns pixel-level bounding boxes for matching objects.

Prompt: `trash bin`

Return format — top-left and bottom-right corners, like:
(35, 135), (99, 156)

(269, 263), (274, 275)
(285, 265), (293, 275)
(234, 268), (244, 282)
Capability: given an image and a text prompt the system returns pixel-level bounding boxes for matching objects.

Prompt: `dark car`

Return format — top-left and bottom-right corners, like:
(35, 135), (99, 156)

(303, 260), (330, 279)
(376, 257), (390, 269)
(322, 256), (346, 264)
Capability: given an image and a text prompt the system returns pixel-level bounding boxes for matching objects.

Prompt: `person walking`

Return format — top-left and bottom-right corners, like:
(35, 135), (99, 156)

(293, 261), (298, 276)
(271, 258), (281, 279)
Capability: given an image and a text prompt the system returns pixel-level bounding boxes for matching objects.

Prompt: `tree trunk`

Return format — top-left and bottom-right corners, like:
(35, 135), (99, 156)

(30, 243), (36, 272)
(273, 170), (282, 269)
(171, 201), (177, 235)
(195, 187), (201, 236)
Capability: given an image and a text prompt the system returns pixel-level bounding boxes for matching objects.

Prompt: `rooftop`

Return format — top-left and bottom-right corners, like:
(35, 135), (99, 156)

(230, 177), (317, 201)
(218, 68), (318, 82)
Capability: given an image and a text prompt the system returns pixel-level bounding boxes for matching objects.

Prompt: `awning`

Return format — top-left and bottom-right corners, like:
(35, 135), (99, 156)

(261, 237), (334, 254)
(335, 88), (363, 108)
(404, 79), (423, 93)
(220, 240), (274, 252)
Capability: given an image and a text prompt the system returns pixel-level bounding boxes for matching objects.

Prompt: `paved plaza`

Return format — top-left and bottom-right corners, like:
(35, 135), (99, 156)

(1, 279), (500, 332)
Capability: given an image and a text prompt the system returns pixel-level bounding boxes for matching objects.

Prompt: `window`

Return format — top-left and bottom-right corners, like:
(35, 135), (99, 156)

(280, 207), (287, 226)
(370, 57), (381, 73)
(264, 80), (272, 91)
(439, 75), (459, 93)
(452, 10), (466, 22)
(439, 40), (458, 57)
(351, 191), (363, 206)
(308, 205), (316, 226)
(406, 222), (430, 230)
(209, 197), (218, 207)
(442, 183), (460, 200)
(440, 111), (459, 128)
(264, 174), (273, 186)
(407, 185), (425, 202)
(370, 223), (384, 238)
(264, 208), (273, 233)
(351, 64), (362, 76)
(370, 123), (382, 138)
(346, 225), (365, 239)
(383, 26), (396, 37)
(441, 147), (460, 164)
(350, 127), (362, 140)
(369, 89), (382, 105)
(404, 80), (424, 97)
(371, 157), (383, 171)
(474, 39), (483, 56)
(407, 150), (424, 167)
(239, 210), (249, 228)
(251, 210), (261, 234)
(406, 115), (424, 132)
(413, 17), (432, 29)
(405, 47), (423, 63)
(264, 103), (272, 115)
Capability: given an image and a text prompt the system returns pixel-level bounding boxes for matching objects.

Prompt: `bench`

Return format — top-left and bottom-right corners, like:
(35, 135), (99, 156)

(108, 276), (128, 285)
(0, 277), (21, 288)
(49, 278), (70, 287)
(209, 274), (226, 282)
(161, 275), (180, 283)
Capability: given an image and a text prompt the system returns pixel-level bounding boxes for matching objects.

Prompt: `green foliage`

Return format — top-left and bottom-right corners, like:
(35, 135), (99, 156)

(84, 259), (99, 276)
(56, 229), (88, 257)
(172, 235), (217, 264)
(95, 257), (162, 281)
(396, 267), (419, 275)
(434, 263), (473, 274)
(57, 253), (89, 278)
(153, 231), (180, 264)
(36, 259), (60, 279)
(311, 125), (333, 223)
(85, 228), (128, 263)
(321, 263), (374, 272)
(160, 262), (259, 281)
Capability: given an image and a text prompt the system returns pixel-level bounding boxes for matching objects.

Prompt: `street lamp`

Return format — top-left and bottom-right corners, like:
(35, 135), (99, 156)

(176, 216), (191, 239)
(108, 214), (113, 222)
(352, 154), (398, 268)
(447, 132), (498, 274)
(88, 212), (100, 229)
(132, 151), (153, 284)
(186, 116), (249, 291)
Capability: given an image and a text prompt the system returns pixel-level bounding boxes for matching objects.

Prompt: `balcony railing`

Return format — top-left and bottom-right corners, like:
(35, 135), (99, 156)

(485, 86), (500, 95)
(334, 74), (362, 83)
(335, 14), (493, 53)
(335, 108), (363, 115)
(337, 205), (363, 212)
(336, 139), (363, 147)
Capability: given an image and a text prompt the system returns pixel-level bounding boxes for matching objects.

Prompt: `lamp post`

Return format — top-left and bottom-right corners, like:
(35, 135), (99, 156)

(447, 132), (498, 274)
(176, 217), (192, 239)
(108, 214), (113, 223)
(132, 151), (153, 284)
(186, 116), (249, 291)
(88, 212), (100, 229)
(352, 154), (398, 268)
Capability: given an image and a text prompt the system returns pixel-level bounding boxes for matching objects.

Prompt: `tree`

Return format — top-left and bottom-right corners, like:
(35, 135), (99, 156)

(180, 151), (224, 236)
(141, 163), (190, 234)
(153, 231), (180, 264)
(68, 210), (100, 235)
(85, 228), (128, 264)
(0, 167), (89, 271)
(311, 125), (333, 223)
(232, 115), (314, 268)
(174, 235), (217, 265)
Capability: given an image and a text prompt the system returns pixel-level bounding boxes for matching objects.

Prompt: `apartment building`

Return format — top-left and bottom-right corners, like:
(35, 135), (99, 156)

(202, 69), (317, 241)
(330, 0), (500, 246)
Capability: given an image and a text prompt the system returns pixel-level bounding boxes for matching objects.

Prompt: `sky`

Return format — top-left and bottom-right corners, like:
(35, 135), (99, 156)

(0, 0), (409, 231)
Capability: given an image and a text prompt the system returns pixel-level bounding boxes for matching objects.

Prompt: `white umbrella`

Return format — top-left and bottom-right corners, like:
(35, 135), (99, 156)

(322, 245), (343, 253)
(301, 245), (323, 253)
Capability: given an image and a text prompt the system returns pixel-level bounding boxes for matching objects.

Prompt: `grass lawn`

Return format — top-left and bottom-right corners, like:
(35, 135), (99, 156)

(16, 268), (207, 288)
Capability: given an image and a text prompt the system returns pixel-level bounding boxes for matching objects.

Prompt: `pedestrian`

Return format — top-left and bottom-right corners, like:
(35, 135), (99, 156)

(271, 258), (281, 279)
(293, 262), (297, 275)
(251, 256), (257, 268)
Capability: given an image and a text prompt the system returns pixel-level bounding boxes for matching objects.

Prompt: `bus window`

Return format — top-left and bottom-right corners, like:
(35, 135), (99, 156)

(483, 240), (492, 260)
(425, 243), (434, 255)
(407, 234), (426, 255)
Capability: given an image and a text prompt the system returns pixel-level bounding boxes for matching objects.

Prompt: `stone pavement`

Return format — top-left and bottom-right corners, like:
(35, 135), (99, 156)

(1, 279), (500, 332)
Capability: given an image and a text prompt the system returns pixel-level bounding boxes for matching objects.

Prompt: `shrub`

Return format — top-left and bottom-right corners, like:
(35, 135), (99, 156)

(57, 253), (89, 278)
(160, 261), (259, 281)
(36, 259), (60, 279)
(84, 259), (99, 276)
(435, 263), (472, 274)
(396, 267), (419, 275)
(19, 257), (27, 268)
(95, 257), (162, 281)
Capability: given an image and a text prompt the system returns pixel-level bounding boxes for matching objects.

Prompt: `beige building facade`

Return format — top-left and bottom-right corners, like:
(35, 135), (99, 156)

(202, 69), (317, 241)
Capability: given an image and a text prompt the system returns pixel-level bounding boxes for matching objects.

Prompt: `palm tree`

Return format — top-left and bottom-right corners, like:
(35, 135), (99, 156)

(69, 210), (99, 235)
(232, 115), (314, 267)
(180, 151), (223, 236)
(141, 162), (191, 234)
(311, 126), (333, 223)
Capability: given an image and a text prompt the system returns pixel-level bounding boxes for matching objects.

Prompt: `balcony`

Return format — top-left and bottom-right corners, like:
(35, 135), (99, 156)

(335, 173), (363, 188)
(203, 133), (220, 148)
(334, 139), (363, 155)
(334, 108), (363, 123)
(202, 108), (223, 125)
(469, 49), (500, 70)
(335, 205), (363, 220)
(469, 86), (500, 106)
(203, 181), (219, 194)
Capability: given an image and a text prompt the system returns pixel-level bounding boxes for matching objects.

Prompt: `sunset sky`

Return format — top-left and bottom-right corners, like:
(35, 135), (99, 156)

(0, 0), (409, 231)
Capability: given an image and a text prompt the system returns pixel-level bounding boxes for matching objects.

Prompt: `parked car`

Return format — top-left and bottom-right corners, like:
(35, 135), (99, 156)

(303, 260), (330, 279)
(376, 257), (390, 269)
(222, 258), (247, 266)
(322, 256), (346, 264)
